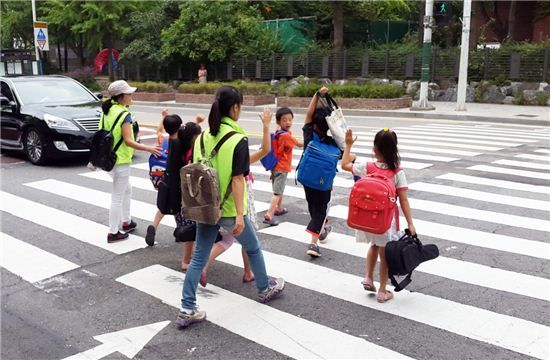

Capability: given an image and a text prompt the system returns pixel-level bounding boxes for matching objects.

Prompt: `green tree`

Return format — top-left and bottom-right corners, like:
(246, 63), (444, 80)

(71, 1), (139, 80)
(0, 1), (34, 49)
(161, 1), (278, 62)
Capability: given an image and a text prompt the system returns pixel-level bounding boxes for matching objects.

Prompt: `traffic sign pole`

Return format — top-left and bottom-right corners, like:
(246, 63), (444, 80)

(456, 0), (472, 111)
(31, 0), (42, 75)
(412, 0), (435, 110)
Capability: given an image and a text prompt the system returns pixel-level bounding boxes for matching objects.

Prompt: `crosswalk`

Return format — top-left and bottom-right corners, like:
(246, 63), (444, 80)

(1, 122), (549, 359)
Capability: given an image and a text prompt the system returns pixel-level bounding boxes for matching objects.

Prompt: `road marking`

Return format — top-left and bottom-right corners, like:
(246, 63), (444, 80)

(468, 165), (550, 181)
(63, 321), (170, 360)
(352, 131), (522, 147)
(249, 165), (355, 188)
(411, 125), (548, 140)
(116, 265), (410, 360)
(0, 232), (80, 283)
(534, 149), (550, 154)
(252, 180), (305, 199)
(218, 246), (549, 359)
(355, 143), (481, 157)
(422, 123), (550, 138)
(0, 191), (147, 254)
(368, 128), (536, 143)
(258, 222), (550, 301)
(437, 173), (550, 194)
(355, 139), (500, 152)
(410, 198), (550, 232)
(493, 159), (550, 171)
(78, 171), (269, 214)
(408, 182), (550, 211)
(514, 154), (550, 162)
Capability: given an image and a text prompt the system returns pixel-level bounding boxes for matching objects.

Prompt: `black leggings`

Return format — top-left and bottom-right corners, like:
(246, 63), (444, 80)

(304, 186), (332, 236)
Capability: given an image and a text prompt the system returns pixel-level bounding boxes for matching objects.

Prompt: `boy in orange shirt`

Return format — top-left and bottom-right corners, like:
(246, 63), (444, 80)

(263, 107), (303, 226)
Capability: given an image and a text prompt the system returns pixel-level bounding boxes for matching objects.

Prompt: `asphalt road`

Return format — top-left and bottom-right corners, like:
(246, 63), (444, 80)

(1, 105), (549, 360)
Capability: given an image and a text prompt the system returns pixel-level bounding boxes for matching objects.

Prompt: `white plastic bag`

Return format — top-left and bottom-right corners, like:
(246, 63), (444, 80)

(322, 94), (349, 150)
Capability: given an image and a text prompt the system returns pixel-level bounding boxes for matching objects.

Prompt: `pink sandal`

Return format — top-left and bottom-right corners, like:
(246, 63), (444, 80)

(376, 290), (394, 303)
(361, 278), (377, 292)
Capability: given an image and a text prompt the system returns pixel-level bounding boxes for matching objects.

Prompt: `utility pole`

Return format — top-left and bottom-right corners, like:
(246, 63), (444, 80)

(456, 0), (472, 111)
(412, 0), (435, 110)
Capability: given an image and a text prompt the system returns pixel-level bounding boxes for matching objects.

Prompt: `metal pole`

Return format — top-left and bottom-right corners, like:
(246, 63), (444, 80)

(412, 0), (435, 110)
(31, 0), (42, 74)
(456, 0), (472, 111)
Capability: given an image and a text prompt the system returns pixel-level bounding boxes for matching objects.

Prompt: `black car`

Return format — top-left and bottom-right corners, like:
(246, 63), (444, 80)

(0, 75), (102, 164)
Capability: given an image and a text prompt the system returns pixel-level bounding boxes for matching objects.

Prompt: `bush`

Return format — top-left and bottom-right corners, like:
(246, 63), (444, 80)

(128, 81), (171, 93)
(536, 91), (550, 106)
(290, 83), (405, 99)
(513, 92), (526, 105)
(178, 81), (270, 95)
(64, 68), (100, 91)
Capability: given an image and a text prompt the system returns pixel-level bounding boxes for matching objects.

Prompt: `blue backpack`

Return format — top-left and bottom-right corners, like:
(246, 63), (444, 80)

(148, 138), (169, 189)
(260, 129), (287, 171)
(297, 132), (342, 191)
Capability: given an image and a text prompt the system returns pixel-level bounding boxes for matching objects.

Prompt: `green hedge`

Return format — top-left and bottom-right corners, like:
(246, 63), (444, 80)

(290, 83), (405, 99)
(128, 81), (171, 93)
(178, 81), (270, 95)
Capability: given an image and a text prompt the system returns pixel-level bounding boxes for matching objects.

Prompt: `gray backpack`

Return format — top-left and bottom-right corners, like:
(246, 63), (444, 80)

(180, 131), (237, 225)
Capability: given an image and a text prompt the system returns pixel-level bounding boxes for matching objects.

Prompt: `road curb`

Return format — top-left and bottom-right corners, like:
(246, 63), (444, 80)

(133, 101), (550, 126)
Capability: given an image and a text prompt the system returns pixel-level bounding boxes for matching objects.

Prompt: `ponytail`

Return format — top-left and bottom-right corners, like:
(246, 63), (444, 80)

(101, 94), (123, 115)
(208, 100), (222, 136)
(374, 129), (400, 171)
(208, 86), (243, 136)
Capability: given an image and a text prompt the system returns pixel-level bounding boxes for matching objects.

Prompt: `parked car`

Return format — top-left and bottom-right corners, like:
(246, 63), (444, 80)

(0, 75), (103, 164)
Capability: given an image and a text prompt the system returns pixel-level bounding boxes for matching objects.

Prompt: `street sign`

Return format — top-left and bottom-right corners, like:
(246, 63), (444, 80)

(33, 22), (49, 51)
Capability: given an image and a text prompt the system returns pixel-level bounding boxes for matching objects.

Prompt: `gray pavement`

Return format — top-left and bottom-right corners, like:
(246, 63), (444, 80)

(1, 112), (549, 360)
(133, 100), (550, 125)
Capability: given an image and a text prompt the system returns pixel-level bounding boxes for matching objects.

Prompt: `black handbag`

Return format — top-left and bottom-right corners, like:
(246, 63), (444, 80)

(173, 222), (196, 242)
(385, 229), (439, 292)
(156, 174), (176, 215)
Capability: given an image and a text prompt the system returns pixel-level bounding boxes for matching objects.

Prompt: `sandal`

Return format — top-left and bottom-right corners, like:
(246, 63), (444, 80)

(361, 278), (377, 292)
(262, 216), (279, 226)
(274, 208), (288, 216)
(377, 290), (394, 303)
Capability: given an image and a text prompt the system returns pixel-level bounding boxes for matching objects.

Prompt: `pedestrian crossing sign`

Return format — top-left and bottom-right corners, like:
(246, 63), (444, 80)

(33, 22), (49, 51)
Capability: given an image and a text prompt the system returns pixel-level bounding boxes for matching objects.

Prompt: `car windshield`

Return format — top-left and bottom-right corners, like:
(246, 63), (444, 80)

(14, 79), (97, 105)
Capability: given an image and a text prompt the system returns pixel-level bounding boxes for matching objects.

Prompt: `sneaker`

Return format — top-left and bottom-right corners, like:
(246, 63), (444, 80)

(306, 243), (321, 257)
(122, 220), (137, 233)
(107, 231), (129, 243)
(145, 225), (156, 246)
(257, 278), (285, 303)
(175, 309), (207, 328)
(318, 225), (332, 244)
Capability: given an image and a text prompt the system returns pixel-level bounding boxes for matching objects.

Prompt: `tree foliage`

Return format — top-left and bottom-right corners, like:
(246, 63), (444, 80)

(161, 1), (278, 61)
(0, 1), (34, 48)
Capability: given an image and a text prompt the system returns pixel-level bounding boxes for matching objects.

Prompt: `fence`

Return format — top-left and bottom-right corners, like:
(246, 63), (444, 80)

(120, 47), (550, 84)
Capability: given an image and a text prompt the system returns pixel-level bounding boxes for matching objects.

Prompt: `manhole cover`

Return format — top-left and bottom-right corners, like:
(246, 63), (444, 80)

(515, 114), (539, 118)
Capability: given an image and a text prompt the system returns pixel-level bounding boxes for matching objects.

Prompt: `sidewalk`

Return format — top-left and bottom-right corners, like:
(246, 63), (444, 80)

(133, 100), (550, 126)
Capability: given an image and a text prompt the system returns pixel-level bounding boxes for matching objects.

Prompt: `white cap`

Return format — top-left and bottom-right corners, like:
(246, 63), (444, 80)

(107, 80), (137, 97)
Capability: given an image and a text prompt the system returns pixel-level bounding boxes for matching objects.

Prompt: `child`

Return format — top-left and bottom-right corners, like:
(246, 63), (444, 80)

(145, 112), (204, 248)
(302, 87), (339, 257)
(263, 107), (303, 226)
(341, 128), (416, 303)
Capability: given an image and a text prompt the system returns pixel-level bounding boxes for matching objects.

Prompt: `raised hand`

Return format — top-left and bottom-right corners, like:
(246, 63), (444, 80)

(259, 107), (273, 127)
(161, 108), (169, 118)
(345, 129), (357, 147)
(195, 113), (206, 124)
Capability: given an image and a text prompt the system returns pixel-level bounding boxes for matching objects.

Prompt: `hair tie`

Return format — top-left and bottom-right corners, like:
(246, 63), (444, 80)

(383, 128), (394, 133)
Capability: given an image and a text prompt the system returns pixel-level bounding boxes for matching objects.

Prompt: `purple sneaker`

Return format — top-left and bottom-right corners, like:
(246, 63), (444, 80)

(257, 278), (285, 303)
(175, 309), (206, 328)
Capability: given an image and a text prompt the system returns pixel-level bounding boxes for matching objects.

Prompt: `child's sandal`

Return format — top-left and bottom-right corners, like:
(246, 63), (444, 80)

(376, 290), (394, 303)
(361, 278), (377, 292)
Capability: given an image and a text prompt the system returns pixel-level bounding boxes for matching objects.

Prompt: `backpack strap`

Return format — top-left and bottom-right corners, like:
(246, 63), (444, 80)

(111, 111), (129, 153)
(390, 273), (412, 292)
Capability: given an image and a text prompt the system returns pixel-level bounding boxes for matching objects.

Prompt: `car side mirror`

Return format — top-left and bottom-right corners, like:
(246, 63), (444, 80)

(93, 92), (103, 100)
(0, 96), (17, 112)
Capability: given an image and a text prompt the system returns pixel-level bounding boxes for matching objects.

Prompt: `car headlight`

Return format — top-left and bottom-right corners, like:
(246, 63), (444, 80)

(43, 114), (80, 131)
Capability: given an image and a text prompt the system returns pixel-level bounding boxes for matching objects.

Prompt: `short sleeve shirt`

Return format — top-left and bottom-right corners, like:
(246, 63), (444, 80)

(302, 123), (338, 148)
(232, 138), (250, 177)
(274, 131), (299, 173)
(352, 161), (408, 190)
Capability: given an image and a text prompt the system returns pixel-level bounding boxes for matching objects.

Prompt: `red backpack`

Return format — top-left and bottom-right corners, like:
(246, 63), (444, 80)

(347, 163), (400, 234)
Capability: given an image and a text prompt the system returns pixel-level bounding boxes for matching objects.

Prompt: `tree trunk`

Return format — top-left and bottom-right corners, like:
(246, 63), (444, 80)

(507, 0), (516, 40)
(63, 40), (68, 72)
(79, 34), (85, 67)
(331, 1), (344, 79)
(57, 42), (62, 71)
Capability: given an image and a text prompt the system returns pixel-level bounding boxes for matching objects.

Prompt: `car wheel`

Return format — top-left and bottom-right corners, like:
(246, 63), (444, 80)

(24, 127), (48, 165)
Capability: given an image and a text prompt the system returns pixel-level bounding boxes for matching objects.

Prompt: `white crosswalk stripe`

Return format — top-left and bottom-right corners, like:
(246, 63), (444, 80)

(2, 122), (550, 359)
